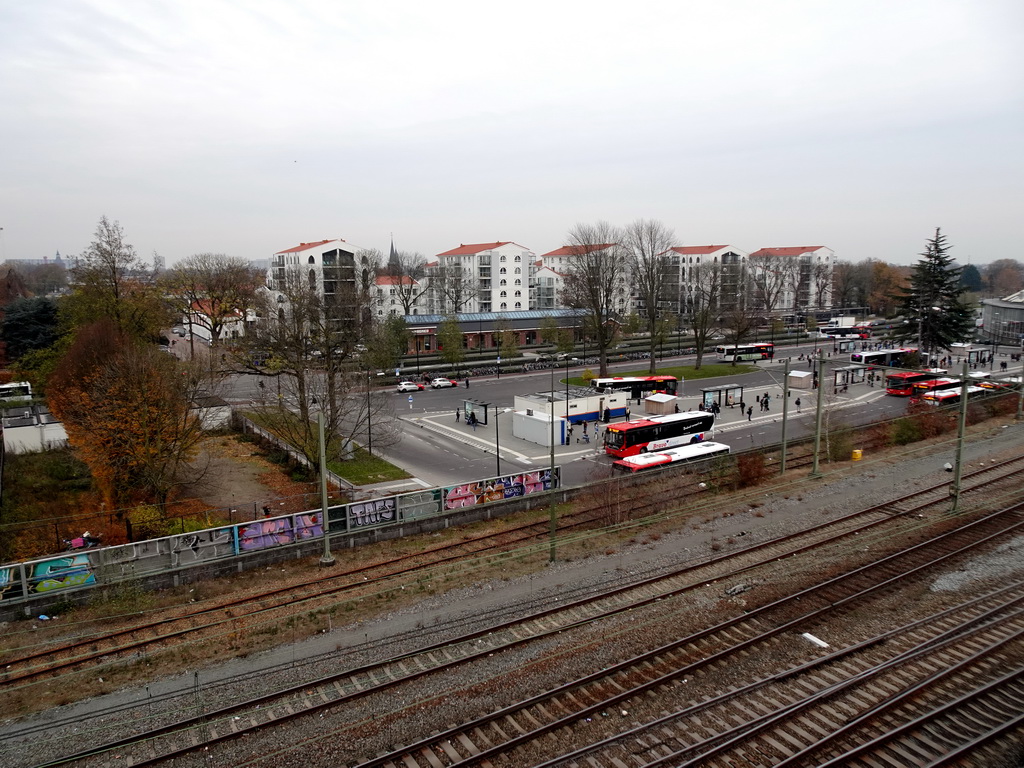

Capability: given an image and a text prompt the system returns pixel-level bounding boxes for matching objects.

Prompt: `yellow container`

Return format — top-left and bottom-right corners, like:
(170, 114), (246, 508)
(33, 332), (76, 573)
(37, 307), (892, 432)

(852, 449), (863, 461)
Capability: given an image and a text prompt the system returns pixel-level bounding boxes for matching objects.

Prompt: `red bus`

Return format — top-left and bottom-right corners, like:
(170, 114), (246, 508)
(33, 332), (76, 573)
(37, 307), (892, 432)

(909, 377), (960, 401)
(920, 385), (985, 407)
(590, 375), (678, 399)
(603, 411), (715, 458)
(885, 371), (938, 396)
(612, 441), (731, 473)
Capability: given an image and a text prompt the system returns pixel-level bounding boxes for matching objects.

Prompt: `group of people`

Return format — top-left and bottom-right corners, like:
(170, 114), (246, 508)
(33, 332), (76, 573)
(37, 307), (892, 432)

(455, 408), (479, 430)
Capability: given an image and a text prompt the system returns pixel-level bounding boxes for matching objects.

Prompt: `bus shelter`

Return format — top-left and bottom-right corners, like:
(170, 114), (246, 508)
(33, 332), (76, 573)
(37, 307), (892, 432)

(700, 384), (744, 410)
(833, 364), (867, 389)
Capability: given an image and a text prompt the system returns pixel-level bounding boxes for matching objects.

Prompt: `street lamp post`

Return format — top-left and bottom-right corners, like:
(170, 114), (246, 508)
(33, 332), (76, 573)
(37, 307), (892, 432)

(494, 407), (511, 475)
(317, 411), (335, 567)
(365, 369), (373, 456)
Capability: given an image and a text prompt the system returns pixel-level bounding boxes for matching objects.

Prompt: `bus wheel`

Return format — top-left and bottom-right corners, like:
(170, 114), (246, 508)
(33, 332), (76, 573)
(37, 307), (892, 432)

(639, 447), (647, 453)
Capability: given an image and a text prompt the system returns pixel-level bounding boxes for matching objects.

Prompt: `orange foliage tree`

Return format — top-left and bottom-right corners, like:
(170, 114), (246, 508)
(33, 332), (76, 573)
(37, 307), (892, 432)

(48, 321), (207, 511)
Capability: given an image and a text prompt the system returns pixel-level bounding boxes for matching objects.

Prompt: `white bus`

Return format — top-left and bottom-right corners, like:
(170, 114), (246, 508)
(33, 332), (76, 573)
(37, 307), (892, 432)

(612, 441), (731, 473)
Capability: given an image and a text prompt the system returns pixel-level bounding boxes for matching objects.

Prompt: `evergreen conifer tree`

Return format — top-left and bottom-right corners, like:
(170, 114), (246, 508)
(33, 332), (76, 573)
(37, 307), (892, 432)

(892, 228), (974, 361)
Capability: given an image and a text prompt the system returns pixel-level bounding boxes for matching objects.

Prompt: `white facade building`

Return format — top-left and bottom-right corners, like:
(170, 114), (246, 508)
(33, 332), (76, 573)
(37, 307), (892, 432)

(432, 241), (536, 314)
(665, 245), (750, 315)
(747, 246), (834, 313)
(540, 244), (632, 316)
(373, 274), (430, 318)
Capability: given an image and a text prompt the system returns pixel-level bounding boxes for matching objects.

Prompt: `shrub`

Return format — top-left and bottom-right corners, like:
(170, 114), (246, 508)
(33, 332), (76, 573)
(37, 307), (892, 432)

(826, 426), (854, 463)
(892, 417), (922, 445)
(737, 452), (771, 488)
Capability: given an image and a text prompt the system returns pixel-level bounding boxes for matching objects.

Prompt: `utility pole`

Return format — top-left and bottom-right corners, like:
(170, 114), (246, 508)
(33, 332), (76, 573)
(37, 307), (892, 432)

(810, 350), (826, 478)
(780, 359), (790, 474)
(950, 361), (970, 514)
(549, 363), (557, 563)
(318, 411), (335, 567)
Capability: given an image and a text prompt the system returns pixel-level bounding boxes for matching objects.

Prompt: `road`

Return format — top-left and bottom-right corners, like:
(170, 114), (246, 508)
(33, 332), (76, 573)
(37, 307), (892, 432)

(220, 343), (923, 490)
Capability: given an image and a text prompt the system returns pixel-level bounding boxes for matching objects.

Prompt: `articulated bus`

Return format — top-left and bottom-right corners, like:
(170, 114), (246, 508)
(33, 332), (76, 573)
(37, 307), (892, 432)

(613, 441), (731, 473)
(589, 375), (678, 399)
(885, 371), (938, 396)
(715, 343), (775, 361)
(910, 378), (961, 401)
(919, 385), (986, 407)
(603, 411), (716, 458)
(851, 347), (918, 369)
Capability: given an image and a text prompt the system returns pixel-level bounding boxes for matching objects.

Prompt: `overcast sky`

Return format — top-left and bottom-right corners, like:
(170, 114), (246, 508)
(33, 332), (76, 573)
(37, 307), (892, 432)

(1, 0), (1021, 267)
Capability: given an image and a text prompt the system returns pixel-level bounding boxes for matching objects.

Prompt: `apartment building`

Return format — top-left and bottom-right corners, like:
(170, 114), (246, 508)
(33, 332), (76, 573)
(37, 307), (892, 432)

(430, 242), (536, 314)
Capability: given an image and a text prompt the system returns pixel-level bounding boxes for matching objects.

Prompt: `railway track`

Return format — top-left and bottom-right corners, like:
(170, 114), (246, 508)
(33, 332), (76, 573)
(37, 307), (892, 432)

(339, 505), (1024, 768)
(0, 435), (968, 689)
(18, 459), (1024, 767)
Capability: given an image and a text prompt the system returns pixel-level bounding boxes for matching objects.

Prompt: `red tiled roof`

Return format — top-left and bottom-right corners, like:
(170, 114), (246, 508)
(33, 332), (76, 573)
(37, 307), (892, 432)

(668, 245), (728, 255)
(749, 246), (826, 258)
(275, 239), (339, 255)
(541, 243), (616, 257)
(375, 275), (418, 286)
(437, 241), (512, 257)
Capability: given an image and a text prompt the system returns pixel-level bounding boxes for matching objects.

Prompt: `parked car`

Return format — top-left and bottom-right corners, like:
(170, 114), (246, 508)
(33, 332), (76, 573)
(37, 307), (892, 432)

(397, 381), (425, 393)
(171, 326), (186, 336)
(430, 377), (458, 389)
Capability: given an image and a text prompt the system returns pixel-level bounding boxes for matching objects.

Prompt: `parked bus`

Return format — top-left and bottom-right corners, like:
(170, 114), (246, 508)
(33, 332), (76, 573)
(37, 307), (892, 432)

(0, 381), (32, 402)
(603, 411), (715, 458)
(851, 347), (918, 368)
(589, 375), (678, 399)
(919, 385), (986, 407)
(885, 371), (939, 396)
(613, 441), (731, 473)
(715, 343), (774, 361)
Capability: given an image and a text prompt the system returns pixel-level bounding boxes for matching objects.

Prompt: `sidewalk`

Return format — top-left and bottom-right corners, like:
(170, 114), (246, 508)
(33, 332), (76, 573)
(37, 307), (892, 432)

(406, 378), (891, 467)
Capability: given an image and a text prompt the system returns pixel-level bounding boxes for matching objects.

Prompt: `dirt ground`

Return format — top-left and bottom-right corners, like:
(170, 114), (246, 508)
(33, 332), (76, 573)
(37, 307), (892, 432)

(180, 435), (320, 519)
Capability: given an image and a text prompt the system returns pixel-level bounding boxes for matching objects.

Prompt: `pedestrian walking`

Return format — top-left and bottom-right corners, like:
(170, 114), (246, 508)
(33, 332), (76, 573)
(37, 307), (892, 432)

(567, 424), (574, 443)
(746, 406), (753, 421)
(469, 413), (477, 432)
(455, 408), (460, 422)
(739, 399), (745, 414)
(795, 397), (801, 412)
(625, 406), (631, 420)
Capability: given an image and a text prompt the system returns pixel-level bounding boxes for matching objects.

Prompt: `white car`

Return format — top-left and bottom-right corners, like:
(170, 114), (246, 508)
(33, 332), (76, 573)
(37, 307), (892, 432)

(430, 377), (458, 389)
(397, 381), (425, 393)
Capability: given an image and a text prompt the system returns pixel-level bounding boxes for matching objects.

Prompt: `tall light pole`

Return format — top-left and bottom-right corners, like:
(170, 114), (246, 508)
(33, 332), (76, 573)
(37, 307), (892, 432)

(549, 363), (557, 562)
(317, 411), (335, 567)
(365, 369), (373, 456)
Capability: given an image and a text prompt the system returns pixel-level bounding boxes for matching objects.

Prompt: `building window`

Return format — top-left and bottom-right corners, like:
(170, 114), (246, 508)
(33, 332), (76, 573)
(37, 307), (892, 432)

(500, 255), (507, 262)
(514, 267), (521, 274)
(514, 255), (521, 262)
(500, 279), (507, 286)
(515, 302), (521, 309)
(500, 302), (507, 310)
(308, 256), (316, 264)
(500, 267), (507, 275)
(514, 290), (521, 297)
(500, 290), (507, 298)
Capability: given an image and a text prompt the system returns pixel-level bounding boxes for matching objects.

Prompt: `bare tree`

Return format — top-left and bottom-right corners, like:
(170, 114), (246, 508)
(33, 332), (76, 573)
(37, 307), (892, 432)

(66, 216), (170, 341)
(622, 219), (675, 373)
(160, 253), (266, 355)
(384, 250), (429, 314)
(748, 252), (796, 311)
(242, 266), (398, 465)
(721, 308), (758, 365)
(432, 261), (476, 314)
(811, 259), (833, 309)
(687, 260), (723, 369)
(558, 222), (626, 377)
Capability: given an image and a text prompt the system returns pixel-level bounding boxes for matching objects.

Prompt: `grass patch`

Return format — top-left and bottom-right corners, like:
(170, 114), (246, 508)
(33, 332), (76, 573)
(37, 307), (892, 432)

(565, 362), (756, 387)
(328, 447), (411, 485)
